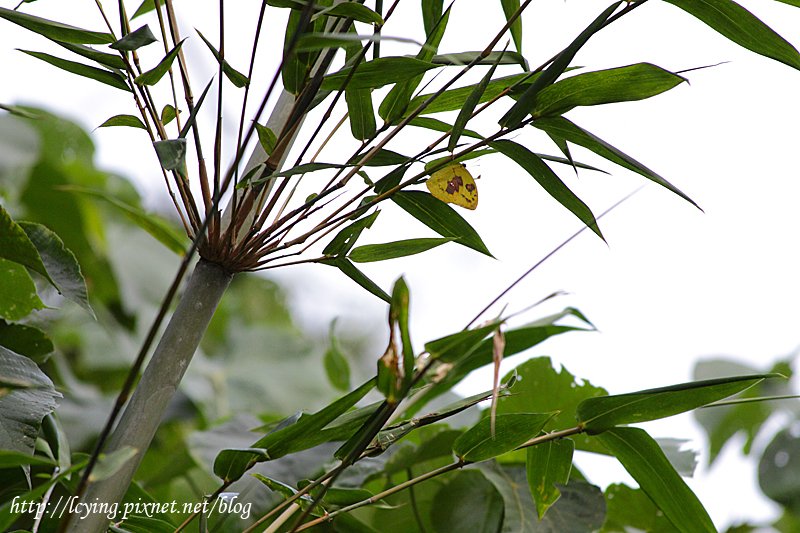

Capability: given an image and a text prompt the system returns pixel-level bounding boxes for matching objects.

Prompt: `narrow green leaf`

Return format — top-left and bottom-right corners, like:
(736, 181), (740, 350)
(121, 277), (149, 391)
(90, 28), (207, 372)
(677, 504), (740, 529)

(89, 446), (138, 482)
(449, 50), (505, 152)
(213, 379), (375, 481)
(453, 413), (554, 462)
(500, 2), (620, 128)
(254, 123), (277, 155)
(313, 3), (384, 24)
(0, 449), (55, 468)
(391, 277), (414, 385)
(160, 104), (178, 125)
(134, 39), (185, 86)
(98, 114), (146, 129)
(322, 57), (441, 91)
(0, 205), (52, 283)
(577, 373), (777, 434)
(321, 257), (391, 302)
(432, 50), (528, 69)
(424, 149), (495, 173)
(409, 117), (483, 139)
(59, 186), (186, 255)
(490, 139), (603, 239)
(374, 164), (409, 195)
(351, 149), (411, 167)
(153, 138), (187, 171)
(346, 87), (377, 140)
(594, 427), (715, 532)
(0, 7), (114, 44)
(421, 0), (444, 36)
(268, 161), (347, 179)
(323, 210), (380, 255)
(526, 437), (574, 518)
(324, 321), (351, 391)
(19, 50), (130, 91)
(178, 79), (213, 139)
(131, 0), (171, 19)
(408, 72), (533, 117)
(426, 321), (501, 363)
(534, 116), (699, 208)
(0, 259), (45, 321)
(501, 0), (523, 53)
(19, 221), (93, 315)
(55, 41), (126, 69)
(195, 29), (249, 88)
(110, 25), (157, 51)
(0, 321), (53, 363)
(530, 63), (686, 118)
(665, 0), (800, 70)
(392, 191), (491, 256)
(349, 237), (451, 263)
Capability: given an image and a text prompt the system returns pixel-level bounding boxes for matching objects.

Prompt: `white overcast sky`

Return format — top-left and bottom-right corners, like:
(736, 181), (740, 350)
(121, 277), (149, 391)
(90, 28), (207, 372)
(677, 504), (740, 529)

(2, 0), (800, 528)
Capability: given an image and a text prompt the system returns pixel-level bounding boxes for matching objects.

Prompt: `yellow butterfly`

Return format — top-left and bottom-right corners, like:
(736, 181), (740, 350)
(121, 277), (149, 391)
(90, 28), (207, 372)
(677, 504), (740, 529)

(425, 163), (478, 210)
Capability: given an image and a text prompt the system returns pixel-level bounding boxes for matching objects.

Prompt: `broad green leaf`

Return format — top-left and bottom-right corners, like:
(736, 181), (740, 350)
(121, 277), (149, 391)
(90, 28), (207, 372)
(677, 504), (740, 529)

(160, 104), (178, 125)
(533, 116), (699, 208)
(55, 41), (126, 69)
(0, 346), (61, 463)
(321, 257), (390, 302)
(449, 49), (505, 152)
(98, 114), (146, 129)
(60, 186), (186, 255)
(321, 57), (440, 90)
(383, 426), (462, 476)
(19, 50), (130, 91)
(253, 123), (277, 156)
(422, 0), (444, 36)
(577, 373), (776, 434)
(324, 322), (351, 391)
(0, 321), (53, 363)
(426, 321), (501, 363)
(323, 210), (380, 255)
(409, 116), (483, 140)
(379, 7), (450, 122)
(110, 25), (157, 51)
(500, 2), (620, 127)
(501, 0), (523, 53)
(0, 7), (114, 44)
(313, 3), (384, 24)
(346, 87), (377, 140)
(349, 237), (451, 263)
(196, 29), (250, 88)
(0, 259), (45, 321)
(530, 63), (686, 118)
(432, 50), (528, 69)
(527, 437), (575, 518)
(758, 428), (800, 507)
(601, 483), (679, 533)
(408, 72), (533, 117)
(431, 470), (504, 533)
(453, 413), (553, 462)
(213, 378), (375, 481)
(89, 445), (138, 482)
(490, 139), (603, 239)
(594, 427), (715, 532)
(665, 0), (800, 70)
(0, 205), (52, 283)
(134, 39), (185, 85)
(153, 138), (187, 171)
(0, 449), (55, 468)
(392, 190), (491, 256)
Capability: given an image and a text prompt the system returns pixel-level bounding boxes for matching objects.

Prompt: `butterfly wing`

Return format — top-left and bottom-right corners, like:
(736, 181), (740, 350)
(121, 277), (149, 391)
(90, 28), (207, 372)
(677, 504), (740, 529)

(426, 164), (478, 210)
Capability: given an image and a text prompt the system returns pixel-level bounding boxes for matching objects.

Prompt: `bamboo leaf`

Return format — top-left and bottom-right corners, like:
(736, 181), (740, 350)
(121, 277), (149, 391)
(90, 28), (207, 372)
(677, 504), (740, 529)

(530, 63), (686, 118)
(453, 413), (554, 462)
(500, 2), (620, 128)
(408, 72), (534, 116)
(88, 446), (138, 482)
(425, 321), (501, 363)
(422, 0), (444, 36)
(0, 7), (114, 44)
(98, 114), (146, 129)
(313, 3), (384, 24)
(131, 0), (171, 19)
(665, 0), (800, 70)
(324, 322), (351, 391)
(0, 449), (55, 468)
(321, 57), (441, 90)
(349, 237), (452, 263)
(110, 25), (157, 51)
(577, 373), (778, 434)
(392, 191), (491, 256)
(323, 210), (380, 255)
(449, 49), (506, 152)
(153, 138), (187, 172)
(321, 257), (391, 302)
(55, 41), (126, 69)
(533, 116), (699, 208)
(501, 0), (523, 53)
(134, 39), (186, 86)
(346, 87), (377, 140)
(195, 29), (249, 88)
(19, 50), (130, 91)
(160, 104), (178, 125)
(594, 427), (715, 532)
(409, 117), (483, 140)
(432, 50), (528, 69)
(526, 437), (574, 518)
(254, 123), (278, 155)
(490, 139), (603, 239)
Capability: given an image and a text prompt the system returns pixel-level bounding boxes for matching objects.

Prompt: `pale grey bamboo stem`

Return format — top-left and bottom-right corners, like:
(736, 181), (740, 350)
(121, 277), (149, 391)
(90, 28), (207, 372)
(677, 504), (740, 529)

(68, 259), (233, 533)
